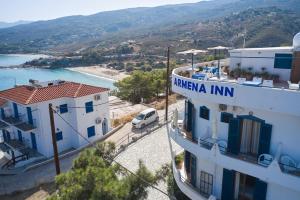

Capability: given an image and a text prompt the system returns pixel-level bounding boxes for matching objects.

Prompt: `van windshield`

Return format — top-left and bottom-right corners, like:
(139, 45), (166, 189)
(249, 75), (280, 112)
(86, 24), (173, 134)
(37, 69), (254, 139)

(136, 114), (145, 120)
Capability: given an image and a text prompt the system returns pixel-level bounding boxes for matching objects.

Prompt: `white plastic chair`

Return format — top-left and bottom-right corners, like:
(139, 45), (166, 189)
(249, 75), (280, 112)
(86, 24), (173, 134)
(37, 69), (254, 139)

(253, 77), (262, 84)
(262, 80), (273, 88)
(237, 78), (246, 84)
(258, 154), (273, 167)
(288, 81), (300, 90)
(280, 155), (297, 172)
(217, 140), (227, 152)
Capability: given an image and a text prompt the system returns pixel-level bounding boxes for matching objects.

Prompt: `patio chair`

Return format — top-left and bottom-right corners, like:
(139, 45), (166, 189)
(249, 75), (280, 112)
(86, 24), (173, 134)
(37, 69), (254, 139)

(280, 155), (297, 172)
(288, 81), (300, 90)
(258, 154), (273, 167)
(262, 80), (274, 88)
(217, 140), (227, 152)
(237, 78), (246, 84)
(253, 77), (263, 84)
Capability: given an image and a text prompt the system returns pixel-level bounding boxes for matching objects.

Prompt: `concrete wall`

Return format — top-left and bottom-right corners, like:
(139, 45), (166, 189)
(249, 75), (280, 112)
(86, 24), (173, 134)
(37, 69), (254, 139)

(229, 47), (293, 81)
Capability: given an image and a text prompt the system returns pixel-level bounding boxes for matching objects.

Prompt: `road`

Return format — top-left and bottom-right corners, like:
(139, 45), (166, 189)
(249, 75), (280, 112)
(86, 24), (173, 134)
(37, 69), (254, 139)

(0, 100), (184, 199)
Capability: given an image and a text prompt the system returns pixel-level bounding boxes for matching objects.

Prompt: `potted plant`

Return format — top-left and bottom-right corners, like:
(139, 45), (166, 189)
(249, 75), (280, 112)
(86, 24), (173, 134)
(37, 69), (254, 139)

(175, 152), (184, 169)
(246, 67), (253, 80)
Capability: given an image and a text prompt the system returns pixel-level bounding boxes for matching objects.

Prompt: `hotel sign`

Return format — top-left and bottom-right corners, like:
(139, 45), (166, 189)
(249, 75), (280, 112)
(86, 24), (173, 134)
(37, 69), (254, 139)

(173, 77), (234, 97)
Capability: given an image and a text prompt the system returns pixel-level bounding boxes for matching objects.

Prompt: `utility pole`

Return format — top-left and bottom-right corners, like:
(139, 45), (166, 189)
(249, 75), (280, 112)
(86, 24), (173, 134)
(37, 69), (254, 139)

(49, 103), (60, 175)
(165, 47), (170, 122)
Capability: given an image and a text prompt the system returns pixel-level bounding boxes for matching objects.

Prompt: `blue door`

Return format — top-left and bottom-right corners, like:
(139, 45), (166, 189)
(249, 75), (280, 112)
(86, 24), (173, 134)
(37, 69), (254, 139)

(191, 155), (197, 187)
(1, 108), (5, 119)
(27, 107), (33, 125)
(30, 132), (37, 150)
(2, 130), (7, 142)
(17, 130), (22, 142)
(13, 103), (19, 119)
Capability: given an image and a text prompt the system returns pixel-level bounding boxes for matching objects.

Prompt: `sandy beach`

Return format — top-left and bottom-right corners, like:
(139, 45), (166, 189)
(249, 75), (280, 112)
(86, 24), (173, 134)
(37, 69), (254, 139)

(68, 66), (129, 81)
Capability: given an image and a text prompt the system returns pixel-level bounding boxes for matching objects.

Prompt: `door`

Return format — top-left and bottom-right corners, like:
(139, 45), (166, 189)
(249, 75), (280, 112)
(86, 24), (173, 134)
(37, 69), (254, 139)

(3, 130), (11, 142)
(13, 102), (19, 119)
(2, 130), (7, 142)
(102, 118), (108, 135)
(27, 107), (33, 125)
(1, 108), (5, 119)
(191, 154), (197, 187)
(30, 132), (37, 150)
(17, 130), (22, 142)
(221, 169), (235, 200)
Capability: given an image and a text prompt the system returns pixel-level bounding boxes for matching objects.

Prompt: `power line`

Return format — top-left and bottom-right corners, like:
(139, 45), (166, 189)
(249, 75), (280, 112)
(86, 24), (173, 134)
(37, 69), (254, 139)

(52, 108), (172, 198)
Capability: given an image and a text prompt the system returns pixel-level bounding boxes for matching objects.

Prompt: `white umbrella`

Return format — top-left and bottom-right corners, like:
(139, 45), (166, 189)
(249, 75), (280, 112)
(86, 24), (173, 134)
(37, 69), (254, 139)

(177, 49), (207, 72)
(207, 46), (230, 78)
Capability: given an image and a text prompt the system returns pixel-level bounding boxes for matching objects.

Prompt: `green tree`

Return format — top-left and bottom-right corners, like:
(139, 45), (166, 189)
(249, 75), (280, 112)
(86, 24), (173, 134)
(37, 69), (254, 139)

(48, 142), (169, 200)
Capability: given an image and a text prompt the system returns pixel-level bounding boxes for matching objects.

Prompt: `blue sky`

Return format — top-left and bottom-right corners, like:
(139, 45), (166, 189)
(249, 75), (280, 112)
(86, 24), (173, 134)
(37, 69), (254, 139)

(1, 0), (200, 22)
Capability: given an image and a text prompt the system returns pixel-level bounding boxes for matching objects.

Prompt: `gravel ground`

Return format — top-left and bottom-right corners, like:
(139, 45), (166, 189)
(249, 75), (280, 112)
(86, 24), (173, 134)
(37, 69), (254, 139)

(115, 125), (182, 200)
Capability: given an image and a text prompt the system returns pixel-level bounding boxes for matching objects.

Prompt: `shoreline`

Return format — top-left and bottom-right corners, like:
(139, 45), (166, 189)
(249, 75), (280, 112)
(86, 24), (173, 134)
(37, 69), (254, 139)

(67, 66), (129, 82)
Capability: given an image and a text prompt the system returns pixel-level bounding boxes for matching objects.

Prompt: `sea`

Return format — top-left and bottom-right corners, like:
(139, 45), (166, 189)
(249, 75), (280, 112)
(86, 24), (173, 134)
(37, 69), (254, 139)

(0, 54), (115, 91)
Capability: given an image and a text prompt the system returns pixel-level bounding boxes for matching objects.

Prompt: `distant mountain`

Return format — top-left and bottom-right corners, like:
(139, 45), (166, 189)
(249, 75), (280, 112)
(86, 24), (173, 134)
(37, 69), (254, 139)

(0, 20), (32, 29)
(0, 0), (299, 53)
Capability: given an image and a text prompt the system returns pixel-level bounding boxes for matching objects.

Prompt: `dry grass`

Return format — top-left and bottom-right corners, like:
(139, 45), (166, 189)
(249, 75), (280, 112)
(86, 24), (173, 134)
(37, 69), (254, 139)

(111, 112), (139, 127)
(153, 94), (177, 110)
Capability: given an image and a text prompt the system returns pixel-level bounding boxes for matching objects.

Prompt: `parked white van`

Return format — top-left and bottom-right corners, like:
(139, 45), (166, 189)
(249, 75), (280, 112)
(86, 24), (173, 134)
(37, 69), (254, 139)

(131, 108), (159, 129)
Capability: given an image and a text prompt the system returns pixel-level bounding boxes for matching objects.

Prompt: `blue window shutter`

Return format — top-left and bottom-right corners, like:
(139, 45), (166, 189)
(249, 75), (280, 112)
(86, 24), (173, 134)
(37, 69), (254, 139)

(274, 53), (293, 69)
(85, 101), (94, 113)
(221, 112), (233, 123)
(200, 106), (210, 120)
(59, 104), (68, 114)
(13, 103), (19, 119)
(227, 118), (241, 155)
(184, 151), (191, 173)
(191, 155), (197, 187)
(253, 179), (268, 200)
(56, 131), (63, 141)
(184, 100), (188, 131)
(221, 169), (235, 200)
(27, 107), (33, 125)
(187, 101), (193, 132)
(192, 107), (197, 142)
(0, 108), (5, 119)
(30, 132), (37, 150)
(258, 123), (272, 156)
(17, 130), (22, 142)
(87, 126), (96, 137)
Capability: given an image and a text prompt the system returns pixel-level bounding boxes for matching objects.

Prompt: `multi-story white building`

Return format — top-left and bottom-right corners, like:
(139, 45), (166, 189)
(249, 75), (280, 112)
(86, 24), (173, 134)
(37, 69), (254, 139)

(169, 32), (300, 200)
(0, 80), (110, 167)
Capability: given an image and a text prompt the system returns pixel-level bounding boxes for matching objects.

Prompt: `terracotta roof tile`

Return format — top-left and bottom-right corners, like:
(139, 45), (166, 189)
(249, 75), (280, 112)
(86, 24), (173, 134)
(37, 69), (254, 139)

(0, 81), (109, 105)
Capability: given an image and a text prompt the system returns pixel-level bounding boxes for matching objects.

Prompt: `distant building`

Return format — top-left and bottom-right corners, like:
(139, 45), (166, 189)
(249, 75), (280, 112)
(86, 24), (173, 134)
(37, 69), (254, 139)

(170, 32), (300, 200)
(0, 80), (110, 167)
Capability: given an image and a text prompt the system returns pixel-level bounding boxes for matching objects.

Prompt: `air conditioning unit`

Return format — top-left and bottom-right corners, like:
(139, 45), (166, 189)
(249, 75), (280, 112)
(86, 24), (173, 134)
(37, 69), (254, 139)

(219, 104), (227, 111)
(95, 117), (102, 124)
(94, 94), (101, 101)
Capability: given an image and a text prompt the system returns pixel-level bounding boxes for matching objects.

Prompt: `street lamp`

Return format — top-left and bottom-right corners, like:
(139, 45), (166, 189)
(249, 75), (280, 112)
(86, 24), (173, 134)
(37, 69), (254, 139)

(177, 49), (207, 73)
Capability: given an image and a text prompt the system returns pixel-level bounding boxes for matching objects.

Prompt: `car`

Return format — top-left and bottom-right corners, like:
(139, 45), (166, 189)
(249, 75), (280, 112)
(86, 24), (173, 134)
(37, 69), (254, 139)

(131, 108), (159, 129)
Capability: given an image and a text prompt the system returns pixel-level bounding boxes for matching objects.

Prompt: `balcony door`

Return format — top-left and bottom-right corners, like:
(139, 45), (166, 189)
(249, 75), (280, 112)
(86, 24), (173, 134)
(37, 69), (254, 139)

(240, 119), (261, 158)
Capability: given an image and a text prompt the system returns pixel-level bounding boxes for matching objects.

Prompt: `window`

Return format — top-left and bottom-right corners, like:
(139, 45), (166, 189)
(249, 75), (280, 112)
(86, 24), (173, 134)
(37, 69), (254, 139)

(274, 53), (293, 69)
(59, 104), (68, 114)
(200, 171), (213, 197)
(87, 126), (95, 138)
(85, 101), (94, 113)
(56, 131), (63, 141)
(200, 106), (210, 120)
(221, 112), (234, 123)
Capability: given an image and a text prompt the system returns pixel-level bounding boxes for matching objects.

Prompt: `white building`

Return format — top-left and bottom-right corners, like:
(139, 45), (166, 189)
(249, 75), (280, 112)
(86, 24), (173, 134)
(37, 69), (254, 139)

(0, 80), (110, 167)
(169, 33), (300, 200)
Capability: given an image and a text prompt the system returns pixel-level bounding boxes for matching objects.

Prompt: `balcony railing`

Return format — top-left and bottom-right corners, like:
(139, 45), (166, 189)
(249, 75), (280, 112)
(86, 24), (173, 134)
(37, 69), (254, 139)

(1, 113), (36, 132)
(170, 123), (300, 192)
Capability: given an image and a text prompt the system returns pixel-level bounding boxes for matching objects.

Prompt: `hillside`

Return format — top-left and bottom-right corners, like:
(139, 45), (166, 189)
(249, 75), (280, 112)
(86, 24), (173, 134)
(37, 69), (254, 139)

(0, 0), (299, 53)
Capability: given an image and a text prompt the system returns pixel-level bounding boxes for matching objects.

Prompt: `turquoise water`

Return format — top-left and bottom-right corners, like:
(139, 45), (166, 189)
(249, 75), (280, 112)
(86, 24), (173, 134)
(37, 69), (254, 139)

(0, 54), (47, 67)
(0, 55), (115, 91)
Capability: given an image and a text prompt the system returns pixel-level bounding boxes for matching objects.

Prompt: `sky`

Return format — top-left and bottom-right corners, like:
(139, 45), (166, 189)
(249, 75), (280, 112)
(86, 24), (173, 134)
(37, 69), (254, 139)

(0, 0), (200, 22)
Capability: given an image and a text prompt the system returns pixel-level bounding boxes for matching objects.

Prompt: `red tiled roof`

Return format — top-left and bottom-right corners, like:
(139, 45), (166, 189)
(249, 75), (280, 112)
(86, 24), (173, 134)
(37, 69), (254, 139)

(0, 81), (109, 105)
(0, 98), (7, 107)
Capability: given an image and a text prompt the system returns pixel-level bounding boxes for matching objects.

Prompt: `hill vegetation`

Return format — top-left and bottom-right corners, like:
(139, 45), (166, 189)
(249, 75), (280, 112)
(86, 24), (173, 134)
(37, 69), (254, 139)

(0, 0), (299, 54)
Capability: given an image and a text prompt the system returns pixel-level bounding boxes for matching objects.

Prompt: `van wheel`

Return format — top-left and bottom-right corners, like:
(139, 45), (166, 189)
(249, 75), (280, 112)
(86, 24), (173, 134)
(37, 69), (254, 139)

(155, 117), (159, 122)
(141, 124), (145, 129)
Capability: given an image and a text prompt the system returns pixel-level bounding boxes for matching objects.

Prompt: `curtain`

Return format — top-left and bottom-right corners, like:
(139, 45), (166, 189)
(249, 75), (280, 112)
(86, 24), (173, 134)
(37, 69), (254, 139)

(240, 119), (261, 155)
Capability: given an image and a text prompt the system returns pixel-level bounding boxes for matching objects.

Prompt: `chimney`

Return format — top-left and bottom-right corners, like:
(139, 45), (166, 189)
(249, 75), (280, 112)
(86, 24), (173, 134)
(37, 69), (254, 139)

(290, 32), (300, 83)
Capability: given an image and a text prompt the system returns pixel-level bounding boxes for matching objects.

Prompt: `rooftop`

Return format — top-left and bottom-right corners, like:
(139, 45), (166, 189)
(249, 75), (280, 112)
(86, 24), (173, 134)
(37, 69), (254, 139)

(230, 46), (293, 52)
(0, 81), (109, 105)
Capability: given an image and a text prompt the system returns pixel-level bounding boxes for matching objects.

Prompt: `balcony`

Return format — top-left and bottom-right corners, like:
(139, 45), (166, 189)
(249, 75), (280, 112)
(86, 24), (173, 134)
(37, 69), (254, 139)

(169, 124), (300, 192)
(1, 113), (36, 132)
(172, 66), (300, 117)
